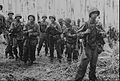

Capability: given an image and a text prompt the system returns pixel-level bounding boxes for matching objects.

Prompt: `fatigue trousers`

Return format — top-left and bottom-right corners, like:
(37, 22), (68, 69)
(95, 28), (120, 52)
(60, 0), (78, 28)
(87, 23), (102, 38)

(66, 43), (78, 62)
(37, 33), (48, 56)
(75, 44), (98, 81)
(5, 35), (14, 58)
(49, 36), (62, 61)
(23, 39), (37, 63)
(60, 39), (65, 55)
(12, 38), (23, 60)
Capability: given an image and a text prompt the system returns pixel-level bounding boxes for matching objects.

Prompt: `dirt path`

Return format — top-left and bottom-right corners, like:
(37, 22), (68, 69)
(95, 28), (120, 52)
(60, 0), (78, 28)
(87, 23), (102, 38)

(0, 41), (119, 81)
(0, 44), (79, 81)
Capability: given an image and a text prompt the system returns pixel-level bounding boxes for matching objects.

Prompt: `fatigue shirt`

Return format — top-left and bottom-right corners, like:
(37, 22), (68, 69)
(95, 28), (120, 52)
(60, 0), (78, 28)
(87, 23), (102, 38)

(39, 21), (48, 33)
(63, 25), (77, 44)
(6, 17), (14, 30)
(77, 20), (105, 48)
(46, 22), (62, 36)
(24, 22), (39, 39)
(0, 14), (6, 33)
(10, 20), (23, 40)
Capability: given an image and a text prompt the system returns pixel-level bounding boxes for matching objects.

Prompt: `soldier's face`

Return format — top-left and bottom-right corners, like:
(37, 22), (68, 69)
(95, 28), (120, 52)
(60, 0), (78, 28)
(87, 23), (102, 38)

(50, 18), (55, 22)
(77, 20), (80, 24)
(91, 12), (98, 19)
(29, 16), (34, 22)
(42, 17), (46, 21)
(59, 22), (63, 25)
(8, 14), (13, 18)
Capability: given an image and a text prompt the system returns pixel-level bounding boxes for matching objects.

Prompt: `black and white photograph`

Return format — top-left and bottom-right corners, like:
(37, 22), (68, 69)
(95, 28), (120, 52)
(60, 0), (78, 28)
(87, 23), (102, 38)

(0, 0), (119, 81)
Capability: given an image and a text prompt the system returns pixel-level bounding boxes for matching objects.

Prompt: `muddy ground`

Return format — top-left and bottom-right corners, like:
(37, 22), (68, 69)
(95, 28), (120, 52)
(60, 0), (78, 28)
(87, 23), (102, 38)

(0, 39), (119, 81)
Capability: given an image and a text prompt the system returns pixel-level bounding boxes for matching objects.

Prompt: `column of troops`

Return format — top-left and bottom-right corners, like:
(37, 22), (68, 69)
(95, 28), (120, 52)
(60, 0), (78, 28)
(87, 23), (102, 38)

(1, 4), (117, 81)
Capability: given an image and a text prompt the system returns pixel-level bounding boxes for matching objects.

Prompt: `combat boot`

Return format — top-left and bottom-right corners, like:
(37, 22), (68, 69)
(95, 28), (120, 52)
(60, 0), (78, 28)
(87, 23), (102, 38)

(89, 75), (98, 81)
(28, 60), (33, 66)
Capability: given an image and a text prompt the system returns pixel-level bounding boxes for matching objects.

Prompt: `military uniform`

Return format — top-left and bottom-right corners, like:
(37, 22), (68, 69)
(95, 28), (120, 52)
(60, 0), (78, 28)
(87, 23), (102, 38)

(0, 9), (6, 44)
(23, 18), (39, 64)
(0, 13), (6, 34)
(46, 16), (62, 62)
(63, 24), (78, 63)
(9, 14), (23, 60)
(58, 18), (66, 55)
(75, 8), (105, 81)
(5, 11), (14, 58)
(37, 19), (49, 56)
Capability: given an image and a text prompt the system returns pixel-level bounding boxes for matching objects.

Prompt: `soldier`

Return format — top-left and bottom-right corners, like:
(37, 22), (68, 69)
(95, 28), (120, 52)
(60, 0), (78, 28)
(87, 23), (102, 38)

(37, 15), (49, 56)
(46, 16), (62, 63)
(63, 18), (78, 64)
(23, 15), (39, 65)
(58, 18), (65, 31)
(5, 11), (14, 59)
(77, 18), (84, 55)
(58, 18), (66, 55)
(0, 5), (6, 44)
(75, 7), (106, 81)
(6, 11), (14, 30)
(9, 14), (24, 60)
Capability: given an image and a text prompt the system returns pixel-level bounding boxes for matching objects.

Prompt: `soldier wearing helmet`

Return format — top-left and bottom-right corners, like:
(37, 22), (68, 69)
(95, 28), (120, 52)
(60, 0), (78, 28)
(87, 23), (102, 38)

(46, 15), (62, 63)
(57, 18), (66, 56)
(0, 4), (6, 44)
(5, 11), (14, 59)
(64, 18), (71, 25)
(75, 7), (106, 81)
(6, 11), (14, 30)
(58, 18), (63, 25)
(42, 15), (47, 19)
(15, 14), (22, 19)
(9, 14), (24, 61)
(23, 15), (39, 65)
(63, 18), (78, 64)
(37, 15), (49, 57)
(49, 16), (56, 21)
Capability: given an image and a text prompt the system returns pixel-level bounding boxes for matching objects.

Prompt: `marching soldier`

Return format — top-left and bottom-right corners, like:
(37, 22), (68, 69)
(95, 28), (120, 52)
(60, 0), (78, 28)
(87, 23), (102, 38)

(37, 15), (49, 56)
(5, 11), (14, 59)
(75, 7), (106, 81)
(23, 15), (39, 65)
(0, 5), (6, 44)
(58, 18), (64, 31)
(46, 16), (62, 63)
(58, 18), (66, 55)
(9, 14), (24, 60)
(63, 18), (78, 64)
(6, 11), (14, 30)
